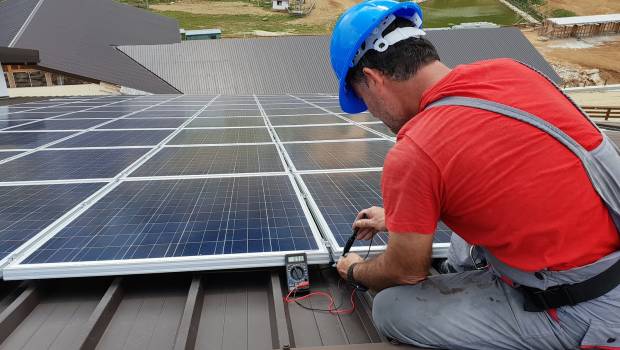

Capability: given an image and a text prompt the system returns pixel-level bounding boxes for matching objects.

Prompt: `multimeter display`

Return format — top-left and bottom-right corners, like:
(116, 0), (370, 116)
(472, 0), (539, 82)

(285, 253), (309, 292)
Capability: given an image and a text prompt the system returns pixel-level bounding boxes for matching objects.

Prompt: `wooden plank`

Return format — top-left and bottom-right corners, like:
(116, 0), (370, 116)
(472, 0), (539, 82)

(173, 275), (203, 350)
(5, 65), (16, 89)
(0, 284), (40, 344)
(77, 277), (124, 350)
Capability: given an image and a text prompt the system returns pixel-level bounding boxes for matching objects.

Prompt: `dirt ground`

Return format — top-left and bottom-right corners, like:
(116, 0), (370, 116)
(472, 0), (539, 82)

(540, 0), (620, 16)
(151, 1), (272, 16)
(522, 29), (620, 85)
(289, 0), (357, 26)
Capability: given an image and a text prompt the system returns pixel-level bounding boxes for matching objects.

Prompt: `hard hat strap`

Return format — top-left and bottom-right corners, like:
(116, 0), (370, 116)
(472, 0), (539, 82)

(351, 13), (426, 67)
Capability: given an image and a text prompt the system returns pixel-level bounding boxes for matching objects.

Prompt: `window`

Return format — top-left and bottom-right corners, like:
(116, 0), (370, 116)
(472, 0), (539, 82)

(277, 1), (282, 5)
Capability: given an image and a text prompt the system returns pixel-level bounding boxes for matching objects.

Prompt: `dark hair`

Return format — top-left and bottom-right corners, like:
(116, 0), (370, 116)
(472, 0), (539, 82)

(346, 17), (440, 87)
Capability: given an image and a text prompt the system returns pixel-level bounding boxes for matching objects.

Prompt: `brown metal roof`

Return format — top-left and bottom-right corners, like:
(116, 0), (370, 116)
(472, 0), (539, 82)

(0, 0), (39, 47)
(118, 27), (562, 95)
(0, 267), (419, 350)
(1, 0), (181, 94)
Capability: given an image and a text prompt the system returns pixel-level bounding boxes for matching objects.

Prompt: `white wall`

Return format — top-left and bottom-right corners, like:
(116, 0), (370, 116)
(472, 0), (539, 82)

(272, 0), (288, 10)
(0, 65), (8, 98)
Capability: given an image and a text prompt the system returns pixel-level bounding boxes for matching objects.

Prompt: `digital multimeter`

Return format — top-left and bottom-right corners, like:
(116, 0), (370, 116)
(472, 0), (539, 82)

(285, 253), (310, 292)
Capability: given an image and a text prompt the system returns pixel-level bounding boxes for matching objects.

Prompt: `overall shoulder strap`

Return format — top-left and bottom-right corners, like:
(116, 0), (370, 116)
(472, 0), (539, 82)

(425, 96), (620, 232)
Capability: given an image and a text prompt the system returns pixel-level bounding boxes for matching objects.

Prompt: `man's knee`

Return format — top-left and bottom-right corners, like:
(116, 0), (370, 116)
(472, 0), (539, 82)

(372, 286), (423, 338)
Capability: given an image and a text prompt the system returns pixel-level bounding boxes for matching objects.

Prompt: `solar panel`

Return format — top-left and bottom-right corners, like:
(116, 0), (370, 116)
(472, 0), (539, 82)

(2, 112), (62, 119)
(187, 117), (265, 128)
(268, 115), (347, 126)
(0, 148), (149, 181)
(345, 113), (379, 122)
(62, 111), (127, 119)
(0, 120), (36, 130)
(128, 111), (196, 118)
(0, 183), (103, 261)
(0, 132), (74, 150)
(98, 118), (187, 129)
(0, 151), (20, 161)
(284, 140), (392, 170)
(8, 119), (111, 131)
(130, 144), (284, 177)
(300, 171), (452, 254)
(169, 128), (272, 145)
(274, 125), (377, 142)
(199, 109), (261, 117)
(54, 130), (173, 148)
(264, 108), (326, 116)
(364, 123), (395, 137)
(20, 176), (320, 265)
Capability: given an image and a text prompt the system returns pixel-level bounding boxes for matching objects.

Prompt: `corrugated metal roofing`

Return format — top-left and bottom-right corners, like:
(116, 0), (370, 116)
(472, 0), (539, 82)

(0, 0), (38, 47)
(118, 27), (562, 95)
(0, 268), (417, 350)
(0, 47), (39, 64)
(1, 0), (181, 93)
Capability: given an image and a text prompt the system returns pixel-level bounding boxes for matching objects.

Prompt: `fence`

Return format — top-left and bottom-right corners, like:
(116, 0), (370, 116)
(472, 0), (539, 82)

(582, 106), (620, 120)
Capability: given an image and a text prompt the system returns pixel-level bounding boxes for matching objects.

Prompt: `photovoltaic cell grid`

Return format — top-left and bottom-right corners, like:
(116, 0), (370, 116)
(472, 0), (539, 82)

(274, 125), (377, 142)
(53, 130), (173, 148)
(98, 118), (187, 129)
(0, 148), (150, 181)
(0, 132), (74, 150)
(284, 140), (392, 170)
(169, 128), (272, 145)
(131, 144), (284, 177)
(0, 183), (103, 261)
(301, 172), (453, 249)
(23, 176), (318, 264)
(7, 119), (112, 131)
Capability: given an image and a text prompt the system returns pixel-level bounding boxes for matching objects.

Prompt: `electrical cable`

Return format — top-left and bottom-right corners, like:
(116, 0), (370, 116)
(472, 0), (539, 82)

(285, 237), (374, 314)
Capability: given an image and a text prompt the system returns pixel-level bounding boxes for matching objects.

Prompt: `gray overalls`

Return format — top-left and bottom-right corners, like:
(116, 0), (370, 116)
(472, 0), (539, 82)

(372, 96), (620, 349)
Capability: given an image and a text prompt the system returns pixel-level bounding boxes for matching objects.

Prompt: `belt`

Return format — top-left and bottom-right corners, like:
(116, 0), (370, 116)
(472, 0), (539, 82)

(519, 257), (620, 312)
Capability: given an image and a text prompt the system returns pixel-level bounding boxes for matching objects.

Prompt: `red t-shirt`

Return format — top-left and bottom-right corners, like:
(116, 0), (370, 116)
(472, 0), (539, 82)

(383, 58), (620, 272)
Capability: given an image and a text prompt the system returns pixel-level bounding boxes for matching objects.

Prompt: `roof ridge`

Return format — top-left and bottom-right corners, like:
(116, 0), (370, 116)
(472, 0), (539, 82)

(8, 0), (45, 47)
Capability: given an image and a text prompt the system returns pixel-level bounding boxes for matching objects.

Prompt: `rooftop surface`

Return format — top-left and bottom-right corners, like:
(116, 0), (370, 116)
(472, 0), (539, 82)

(547, 13), (620, 25)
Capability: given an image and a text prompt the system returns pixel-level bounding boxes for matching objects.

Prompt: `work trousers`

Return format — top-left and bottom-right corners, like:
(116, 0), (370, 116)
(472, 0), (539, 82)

(371, 235), (620, 349)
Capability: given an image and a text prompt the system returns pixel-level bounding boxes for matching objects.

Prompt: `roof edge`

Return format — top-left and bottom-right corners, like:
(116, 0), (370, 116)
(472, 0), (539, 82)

(113, 46), (182, 94)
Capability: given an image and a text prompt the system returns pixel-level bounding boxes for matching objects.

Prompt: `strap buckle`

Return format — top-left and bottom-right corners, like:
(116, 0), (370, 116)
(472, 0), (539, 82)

(522, 284), (576, 311)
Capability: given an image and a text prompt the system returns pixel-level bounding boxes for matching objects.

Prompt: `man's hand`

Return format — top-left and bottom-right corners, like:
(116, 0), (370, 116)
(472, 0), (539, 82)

(337, 252), (363, 279)
(352, 206), (386, 240)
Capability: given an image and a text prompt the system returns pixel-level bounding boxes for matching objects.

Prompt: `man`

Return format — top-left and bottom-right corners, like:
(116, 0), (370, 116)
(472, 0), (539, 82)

(331, 1), (620, 349)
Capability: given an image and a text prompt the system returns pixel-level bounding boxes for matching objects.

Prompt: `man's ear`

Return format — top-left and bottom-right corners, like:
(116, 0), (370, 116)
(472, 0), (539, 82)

(362, 67), (384, 90)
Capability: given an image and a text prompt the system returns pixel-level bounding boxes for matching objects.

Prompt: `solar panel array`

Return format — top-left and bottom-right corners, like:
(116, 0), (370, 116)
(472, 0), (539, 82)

(1, 94), (451, 280)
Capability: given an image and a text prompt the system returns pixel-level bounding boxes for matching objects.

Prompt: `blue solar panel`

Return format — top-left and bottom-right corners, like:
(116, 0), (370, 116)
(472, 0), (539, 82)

(0, 183), (103, 260)
(364, 123), (395, 137)
(0, 132), (74, 150)
(284, 140), (392, 170)
(268, 115), (347, 126)
(301, 172), (453, 248)
(129, 111), (196, 118)
(9, 119), (110, 131)
(274, 125), (377, 142)
(4, 112), (64, 119)
(23, 176), (317, 264)
(54, 130), (173, 148)
(0, 151), (20, 161)
(187, 117), (265, 128)
(199, 109), (261, 117)
(345, 113), (379, 122)
(62, 112), (127, 119)
(131, 144), (284, 177)
(100, 118), (186, 129)
(0, 148), (149, 181)
(264, 108), (326, 116)
(0, 120), (36, 130)
(169, 128), (272, 145)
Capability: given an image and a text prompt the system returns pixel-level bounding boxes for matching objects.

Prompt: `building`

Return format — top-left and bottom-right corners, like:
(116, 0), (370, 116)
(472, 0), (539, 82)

(0, 0), (181, 94)
(273, 0), (290, 11)
(181, 29), (222, 40)
(539, 13), (620, 39)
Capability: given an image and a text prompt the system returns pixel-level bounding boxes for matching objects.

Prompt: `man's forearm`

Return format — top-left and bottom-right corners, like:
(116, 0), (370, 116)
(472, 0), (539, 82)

(353, 253), (429, 291)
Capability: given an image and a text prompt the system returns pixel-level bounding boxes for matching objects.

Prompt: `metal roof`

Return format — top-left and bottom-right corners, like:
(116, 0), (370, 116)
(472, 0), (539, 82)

(0, 0), (181, 94)
(547, 14), (620, 26)
(0, 0), (39, 47)
(119, 27), (562, 95)
(0, 268), (418, 350)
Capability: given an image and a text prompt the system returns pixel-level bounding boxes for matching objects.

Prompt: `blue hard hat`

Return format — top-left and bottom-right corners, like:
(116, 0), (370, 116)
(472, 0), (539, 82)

(330, 0), (424, 113)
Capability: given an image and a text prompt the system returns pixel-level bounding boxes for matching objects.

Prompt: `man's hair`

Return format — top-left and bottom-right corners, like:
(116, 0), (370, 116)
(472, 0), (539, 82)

(346, 17), (440, 87)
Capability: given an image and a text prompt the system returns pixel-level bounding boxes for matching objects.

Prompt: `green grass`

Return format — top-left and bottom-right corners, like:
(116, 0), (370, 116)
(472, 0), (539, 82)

(549, 8), (577, 17)
(153, 10), (329, 37)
